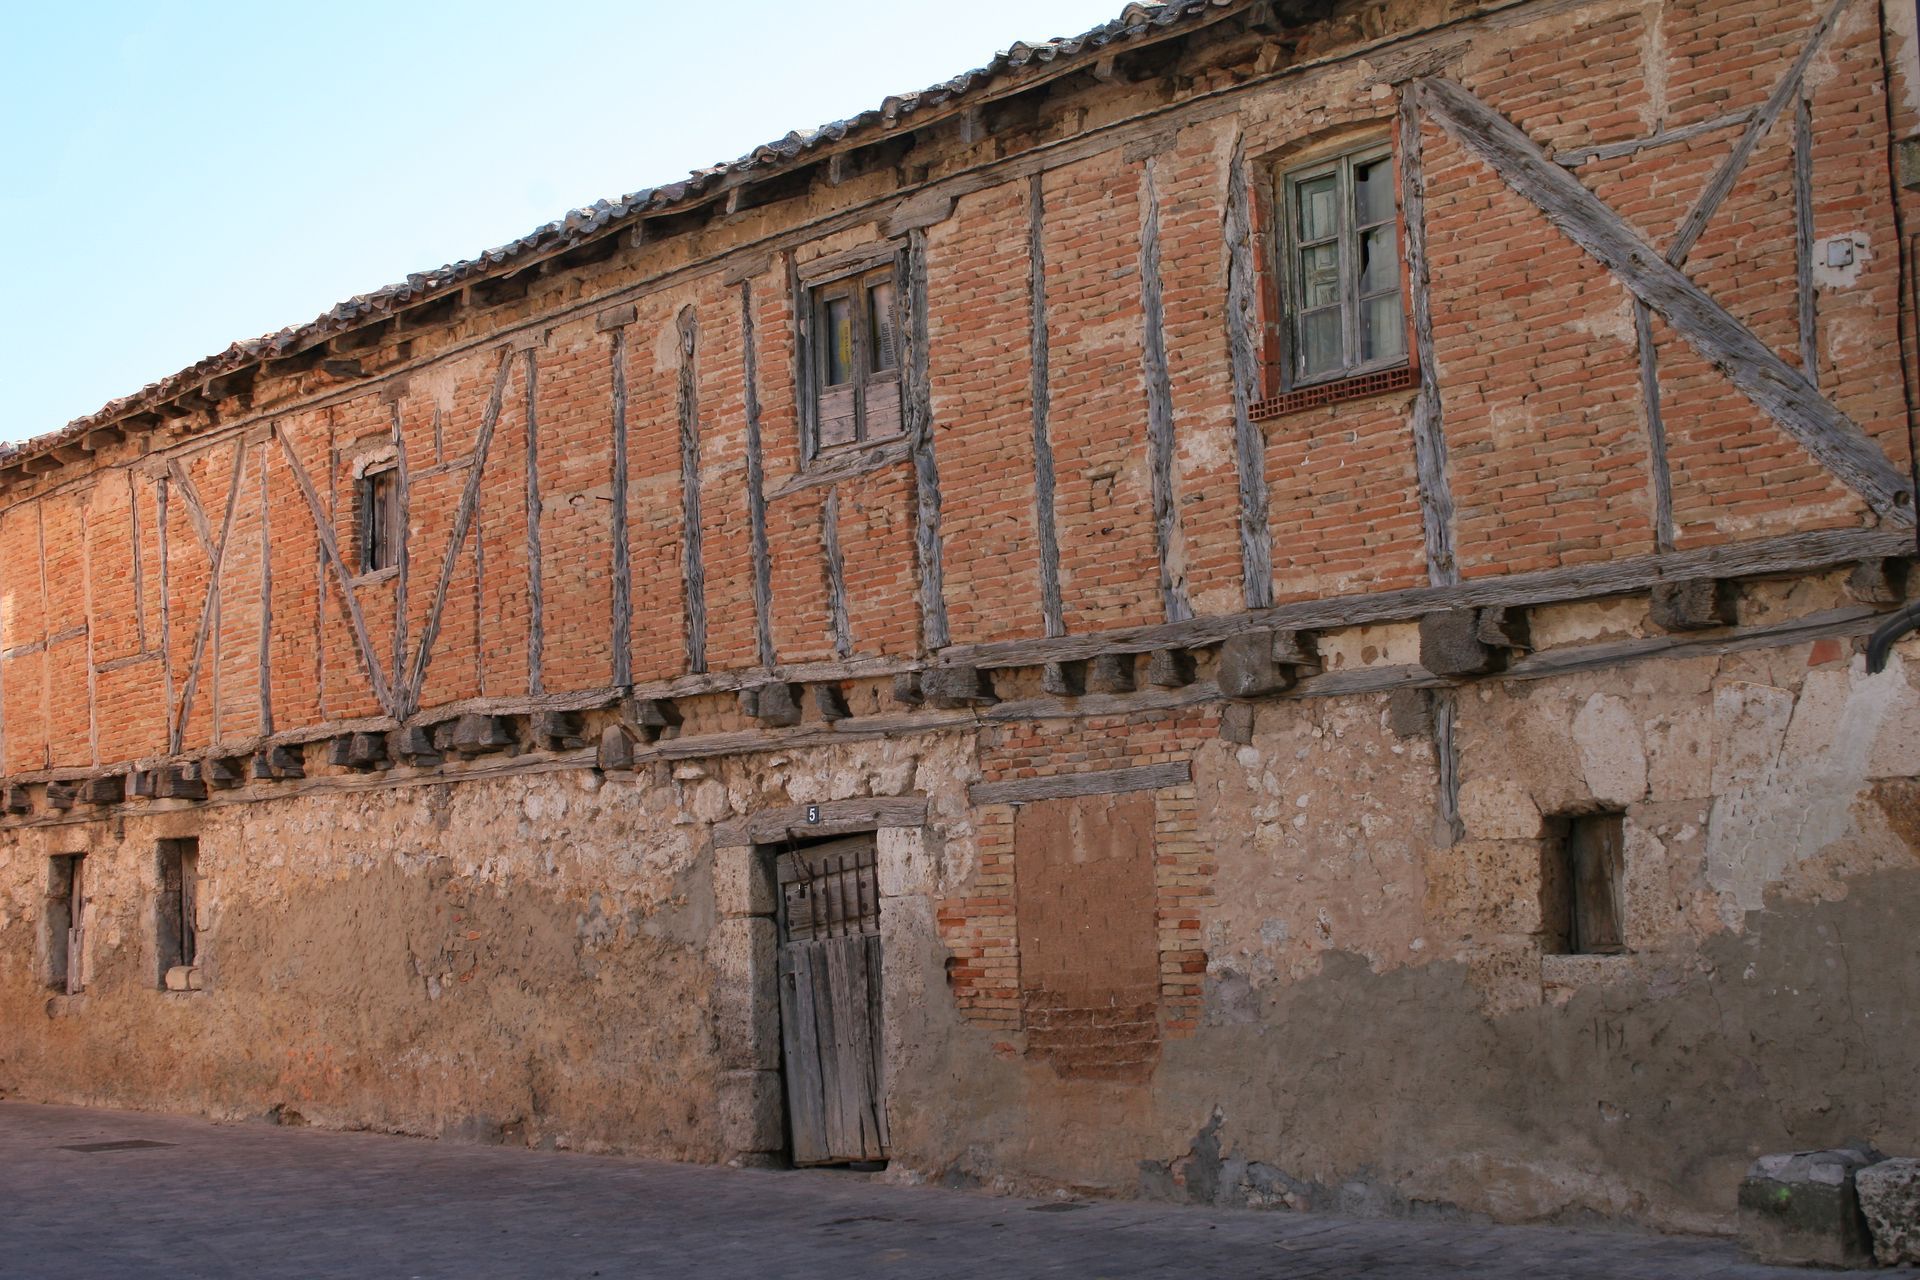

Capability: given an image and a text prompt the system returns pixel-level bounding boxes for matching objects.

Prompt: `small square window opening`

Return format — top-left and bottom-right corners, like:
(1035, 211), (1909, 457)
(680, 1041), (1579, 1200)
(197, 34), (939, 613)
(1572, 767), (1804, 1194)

(359, 465), (399, 574)
(1277, 143), (1408, 388)
(811, 265), (903, 455)
(157, 838), (199, 985)
(47, 854), (84, 994)
(1542, 813), (1627, 956)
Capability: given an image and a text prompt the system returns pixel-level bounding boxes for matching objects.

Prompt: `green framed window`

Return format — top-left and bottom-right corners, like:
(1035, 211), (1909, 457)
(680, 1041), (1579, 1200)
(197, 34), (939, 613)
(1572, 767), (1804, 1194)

(1278, 142), (1407, 387)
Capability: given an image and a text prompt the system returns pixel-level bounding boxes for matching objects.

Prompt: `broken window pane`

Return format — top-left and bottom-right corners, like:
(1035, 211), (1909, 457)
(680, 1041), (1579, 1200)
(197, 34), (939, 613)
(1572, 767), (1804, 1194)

(1359, 225), (1397, 295)
(1354, 156), (1394, 226)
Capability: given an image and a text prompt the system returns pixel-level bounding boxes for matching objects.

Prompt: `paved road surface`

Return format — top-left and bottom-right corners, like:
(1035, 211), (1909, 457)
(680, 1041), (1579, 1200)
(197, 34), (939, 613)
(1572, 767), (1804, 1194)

(0, 1102), (1804, 1279)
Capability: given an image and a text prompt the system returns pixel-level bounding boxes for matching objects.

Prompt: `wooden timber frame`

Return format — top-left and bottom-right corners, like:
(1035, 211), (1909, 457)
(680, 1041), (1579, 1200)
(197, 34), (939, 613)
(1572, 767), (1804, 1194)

(0, 0), (1913, 809)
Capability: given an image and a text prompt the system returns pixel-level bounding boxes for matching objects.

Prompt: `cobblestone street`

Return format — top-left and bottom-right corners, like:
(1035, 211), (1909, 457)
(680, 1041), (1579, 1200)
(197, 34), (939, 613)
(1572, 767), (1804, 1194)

(0, 1103), (1812, 1279)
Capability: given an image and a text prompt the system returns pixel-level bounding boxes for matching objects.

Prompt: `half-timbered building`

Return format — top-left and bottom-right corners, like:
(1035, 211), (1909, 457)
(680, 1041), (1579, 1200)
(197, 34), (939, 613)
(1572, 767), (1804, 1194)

(1, 0), (1917, 1232)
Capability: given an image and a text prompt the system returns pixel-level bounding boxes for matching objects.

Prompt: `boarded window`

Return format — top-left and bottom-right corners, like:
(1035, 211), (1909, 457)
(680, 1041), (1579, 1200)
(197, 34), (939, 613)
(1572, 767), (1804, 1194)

(1013, 791), (1162, 1081)
(1275, 141), (1407, 387)
(359, 464), (399, 573)
(47, 855), (83, 994)
(156, 838), (198, 983)
(810, 265), (903, 454)
(1543, 813), (1626, 955)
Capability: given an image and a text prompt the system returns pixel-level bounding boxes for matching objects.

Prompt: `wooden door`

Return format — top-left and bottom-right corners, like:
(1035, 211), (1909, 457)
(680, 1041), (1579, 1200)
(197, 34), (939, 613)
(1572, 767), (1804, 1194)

(775, 835), (889, 1166)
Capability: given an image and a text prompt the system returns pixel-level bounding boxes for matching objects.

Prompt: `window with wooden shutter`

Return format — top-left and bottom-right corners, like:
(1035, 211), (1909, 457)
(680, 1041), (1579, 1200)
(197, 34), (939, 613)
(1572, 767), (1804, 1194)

(359, 464), (399, 574)
(1541, 813), (1627, 956)
(156, 838), (199, 985)
(809, 264), (903, 455)
(47, 854), (83, 994)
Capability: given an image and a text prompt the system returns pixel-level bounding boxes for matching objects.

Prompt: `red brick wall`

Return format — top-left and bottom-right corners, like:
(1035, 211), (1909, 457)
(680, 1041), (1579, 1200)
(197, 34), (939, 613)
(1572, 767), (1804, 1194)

(0, 0), (1909, 774)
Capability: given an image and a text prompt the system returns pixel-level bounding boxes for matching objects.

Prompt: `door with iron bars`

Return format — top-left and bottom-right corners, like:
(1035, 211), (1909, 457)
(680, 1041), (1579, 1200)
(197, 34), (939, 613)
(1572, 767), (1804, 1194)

(775, 834), (889, 1166)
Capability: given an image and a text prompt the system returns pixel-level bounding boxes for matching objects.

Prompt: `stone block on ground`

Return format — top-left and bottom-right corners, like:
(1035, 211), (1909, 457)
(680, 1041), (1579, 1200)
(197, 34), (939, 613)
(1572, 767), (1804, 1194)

(1857, 1157), (1920, 1266)
(1737, 1145), (1882, 1268)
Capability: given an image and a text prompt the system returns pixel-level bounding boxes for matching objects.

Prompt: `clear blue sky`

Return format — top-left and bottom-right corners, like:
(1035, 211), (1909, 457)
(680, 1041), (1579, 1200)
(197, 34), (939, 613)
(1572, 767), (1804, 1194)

(0, 0), (1124, 445)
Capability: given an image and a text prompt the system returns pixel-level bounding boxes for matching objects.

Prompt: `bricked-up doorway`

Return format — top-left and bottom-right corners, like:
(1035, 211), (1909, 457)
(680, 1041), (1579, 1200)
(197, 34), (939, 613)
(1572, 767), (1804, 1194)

(774, 834), (889, 1166)
(1014, 792), (1162, 1081)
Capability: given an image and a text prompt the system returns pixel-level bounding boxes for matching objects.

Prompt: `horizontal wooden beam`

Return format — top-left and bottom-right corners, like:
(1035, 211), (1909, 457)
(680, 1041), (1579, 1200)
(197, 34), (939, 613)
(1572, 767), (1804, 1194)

(968, 761), (1191, 806)
(934, 526), (1908, 671)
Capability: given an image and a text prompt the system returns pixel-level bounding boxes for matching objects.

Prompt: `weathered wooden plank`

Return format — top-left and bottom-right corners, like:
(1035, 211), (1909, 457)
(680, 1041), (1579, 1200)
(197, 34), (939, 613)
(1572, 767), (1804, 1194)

(823, 485), (853, 660)
(523, 349), (544, 695)
(608, 325), (633, 688)
(171, 439), (249, 753)
(389, 402), (411, 692)
(826, 934), (886, 1159)
(1224, 132), (1274, 610)
(158, 475), (174, 746)
(274, 428), (396, 717)
(713, 794), (929, 848)
(968, 760), (1191, 806)
(1028, 174), (1066, 639)
(1665, 0), (1851, 269)
(902, 229), (949, 651)
(741, 280), (775, 670)
(779, 942), (830, 1167)
(1399, 84), (1460, 586)
(80, 503), (98, 765)
(864, 932), (889, 1151)
(405, 348), (515, 715)
(1418, 74), (1912, 522)
(677, 305), (708, 674)
(258, 446), (274, 734)
(1554, 109), (1754, 168)
(1793, 91), (1818, 388)
(1634, 301), (1676, 553)
(1138, 156), (1190, 624)
(165, 458), (217, 560)
(128, 471), (148, 652)
(768, 439), (911, 500)
(1433, 688), (1464, 844)
(936, 525), (1908, 670)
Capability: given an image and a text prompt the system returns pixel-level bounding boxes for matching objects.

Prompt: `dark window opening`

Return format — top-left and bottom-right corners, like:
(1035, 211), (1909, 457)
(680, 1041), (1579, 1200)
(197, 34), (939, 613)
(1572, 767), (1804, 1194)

(157, 838), (199, 984)
(1276, 141), (1408, 389)
(359, 465), (399, 574)
(1542, 813), (1626, 955)
(810, 265), (904, 455)
(47, 854), (83, 994)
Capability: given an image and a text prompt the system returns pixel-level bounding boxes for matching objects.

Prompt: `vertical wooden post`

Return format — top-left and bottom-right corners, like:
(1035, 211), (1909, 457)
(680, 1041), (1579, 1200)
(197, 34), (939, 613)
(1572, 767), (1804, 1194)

(677, 306), (708, 675)
(1027, 173), (1066, 639)
(1398, 84), (1461, 587)
(903, 229), (948, 651)
(523, 349), (544, 695)
(259, 445), (274, 734)
(1139, 155), (1191, 624)
(742, 280), (776, 670)
(609, 325), (633, 688)
(1794, 90), (1819, 388)
(1225, 133), (1275, 609)
(823, 485), (852, 659)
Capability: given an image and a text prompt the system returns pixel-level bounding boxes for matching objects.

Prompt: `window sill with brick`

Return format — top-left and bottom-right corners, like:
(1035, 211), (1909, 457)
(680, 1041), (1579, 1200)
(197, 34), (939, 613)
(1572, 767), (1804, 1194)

(350, 565), (400, 589)
(1250, 362), (1417, 421)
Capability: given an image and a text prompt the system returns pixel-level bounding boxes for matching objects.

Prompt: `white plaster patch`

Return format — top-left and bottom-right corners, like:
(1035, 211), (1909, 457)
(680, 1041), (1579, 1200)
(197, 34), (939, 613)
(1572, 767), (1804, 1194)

(1571, 693), (1648, 805)
(1812, 231), (1870, 288)
(1706, 658), (1906, 917)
